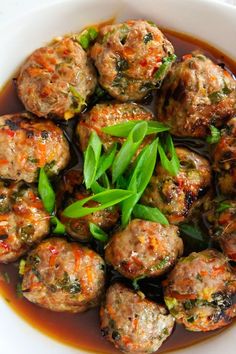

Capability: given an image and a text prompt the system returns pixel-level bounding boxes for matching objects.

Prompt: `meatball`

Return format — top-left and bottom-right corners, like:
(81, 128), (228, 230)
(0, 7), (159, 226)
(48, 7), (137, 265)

(0, 181), (50, 263)
(22, 238), (105, 313)
(60, 183), (119, 242)
(213, 117), (236, 195)
(17, 36), (97, 119)
(142, 147), (211, 224)
(206, 200), (236, 261)
(163, 249), (236, 331)
(77, 102), (154, 151)
(91, 20), (175, 101)
(156, 52), (236, 137)
(105, 219), (183, 279)
(100, 283), (175, 353)
(0, 113), (70, 182)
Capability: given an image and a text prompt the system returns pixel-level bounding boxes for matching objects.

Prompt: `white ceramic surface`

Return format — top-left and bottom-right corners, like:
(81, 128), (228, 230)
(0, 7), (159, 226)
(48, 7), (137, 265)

(0, 0), (235, 353)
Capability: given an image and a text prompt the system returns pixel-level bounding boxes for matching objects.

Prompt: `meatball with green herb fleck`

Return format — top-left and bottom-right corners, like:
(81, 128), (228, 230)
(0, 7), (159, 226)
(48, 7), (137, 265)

(77, 102), (154, 151)
(142, 147), (211, 224)
(105, 219), (183, 279)
(100, 283), (175, 353)
(163, 249), (236, 331)
(17, 36), (97, 120)
(206, 200), (236, 261)
(22, 238), (105, 313)
(213, 117), (236, 196)
(0, 181), (50, 263)
(0, 113), (70, 182)
(156, 52), (236, 137)
(91, 20), (175, 102)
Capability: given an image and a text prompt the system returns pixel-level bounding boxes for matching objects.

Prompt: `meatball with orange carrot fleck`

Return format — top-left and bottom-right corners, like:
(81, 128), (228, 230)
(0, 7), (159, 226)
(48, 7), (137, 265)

(91, 20), (175, 102)
(156, 52), (236, 137)
(0, 181), (50, 263)
(142, 147), (211, 224)
(100, 283), (175, 353)
(22, 238), (105, 313)
(213, 117), (236, 196)
(76, 102), (154, 152)
(17, 36), (97, 119)
(163, 249), (236, 331)
(105, 219), (183, 279)
(0, 113), (70, 182)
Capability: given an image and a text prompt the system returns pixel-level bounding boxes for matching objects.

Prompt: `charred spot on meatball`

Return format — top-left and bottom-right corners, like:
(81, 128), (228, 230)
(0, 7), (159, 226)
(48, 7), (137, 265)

(91, 20), (175, 102)
(0, 113), (70, 182)
(22, 238), (106, 313)
(0, 181), (50, 263)
(142, 147), (211, 224)
(105, 219), (183, 279)
(156, 52), (236, 137)
(17, 36), (97, 119)
(100, 283), (175, 353)
(163, 249), (236, 331)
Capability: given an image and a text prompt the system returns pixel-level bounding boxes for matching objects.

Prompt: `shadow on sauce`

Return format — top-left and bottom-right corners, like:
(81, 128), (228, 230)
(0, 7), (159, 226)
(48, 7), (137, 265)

(0, 29), (235, 354)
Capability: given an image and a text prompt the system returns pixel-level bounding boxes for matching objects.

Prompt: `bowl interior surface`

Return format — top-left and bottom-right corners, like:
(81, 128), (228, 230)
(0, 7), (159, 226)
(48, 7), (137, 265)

(0, 0), (235, 353)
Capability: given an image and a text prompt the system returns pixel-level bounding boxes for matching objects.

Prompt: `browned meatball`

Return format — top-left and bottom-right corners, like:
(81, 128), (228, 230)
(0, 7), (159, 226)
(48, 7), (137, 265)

(0, 181), (50, 263)
(0, 113), (70, 182)
(142, 147), (211, 224)
(100, 283), (175, 353)
(156, 52), (236, 137)
(17, 36), (97, 119)
(77, 102), (154, 151)
(22, 238), (105, 313)
(105, 219), (183, 279)
(206, 200), (236, 261)
(91, 20), (175, 101)
(60, 187), (119, 242)
(163, 249), (236, 331)
(213, 117), (236, 195)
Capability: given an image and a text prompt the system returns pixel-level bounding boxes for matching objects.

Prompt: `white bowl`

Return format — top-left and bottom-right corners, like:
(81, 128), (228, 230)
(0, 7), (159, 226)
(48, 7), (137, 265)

(0, 0), (235, 353)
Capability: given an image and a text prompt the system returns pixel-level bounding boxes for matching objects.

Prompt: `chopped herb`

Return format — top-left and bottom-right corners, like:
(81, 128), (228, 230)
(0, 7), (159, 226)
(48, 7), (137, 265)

(101, 120), (169, 138)
(112, 331), (121, 341)
(121, 139), (158, 227)
(89, 223), (108, 243)
(116, 57), (129, 72)
(19, 259), (26, 276)
(96, 143), (117, 180)
(133, 204), (169, 225)
(154, 54), (176, 82)
(151, 257), (170, 271)
(147, 20), (157, 27)
(69, 85), (86, 113)
(143, 32), (153, 44)
(209, 85), (231, 104)
(38, 168), (55, 214)
(27, 157), (39, 164)
(179, 223), (204, 240)
(164, 297), (178, 310)
(157, 134), (180, 176)
(51, 216), (66, 234)
(112, 121), (148, 183)
(62, 189), (133, 218)
(57, 272), (81, 294)
(77, 27), (98, 50)
(84, 131), (102, 189)
(216, 201), (232, 213)
(206, 125), (221, 144)
(132, 276), (146, 290)
(16, 283), (23, 298)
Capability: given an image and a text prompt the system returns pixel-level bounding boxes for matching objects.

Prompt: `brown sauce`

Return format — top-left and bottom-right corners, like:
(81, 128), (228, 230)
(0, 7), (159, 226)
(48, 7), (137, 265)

(0, 28), (235, 354)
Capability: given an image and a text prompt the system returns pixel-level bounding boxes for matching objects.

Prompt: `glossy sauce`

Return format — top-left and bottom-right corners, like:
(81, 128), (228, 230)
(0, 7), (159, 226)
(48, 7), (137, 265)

(0, 29), (235, 354)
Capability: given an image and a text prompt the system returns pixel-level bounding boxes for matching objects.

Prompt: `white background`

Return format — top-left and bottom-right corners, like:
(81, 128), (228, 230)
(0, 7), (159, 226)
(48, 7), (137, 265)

(0, 0), (236, 27)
